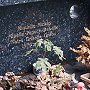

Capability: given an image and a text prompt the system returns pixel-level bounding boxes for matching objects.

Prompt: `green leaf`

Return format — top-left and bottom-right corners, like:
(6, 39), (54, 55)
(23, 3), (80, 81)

(46, 45), (52, 51)
(34, 61), (40, 67)
(33, 58), (51, 72)
(34, 39), (43, 48)
(25, 49), (34, 56)
(34, 61), (41, 70)
(53, 46), (64, 61)
(44, 40), (50, 51)
(53, 69), (57, 75)
(41, 62), (47, 71)
(46, 39), (54, 46)
(36, 66), (41, 71)
(44, 60), (51, 67)
(44, 39), (54, 51)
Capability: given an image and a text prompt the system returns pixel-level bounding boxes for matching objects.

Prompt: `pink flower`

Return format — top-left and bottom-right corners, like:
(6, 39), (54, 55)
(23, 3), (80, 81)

(77, 82), (87, 90)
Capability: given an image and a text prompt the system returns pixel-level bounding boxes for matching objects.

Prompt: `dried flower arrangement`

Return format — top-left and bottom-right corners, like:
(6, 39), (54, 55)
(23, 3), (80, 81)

(70, 28), (90, 66)
(35, 64), (72, 90)
(0, 37), (88, 89)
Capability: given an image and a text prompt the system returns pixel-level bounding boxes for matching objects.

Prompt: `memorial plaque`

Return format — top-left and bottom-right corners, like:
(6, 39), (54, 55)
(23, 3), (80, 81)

(0, 0), (88, 75)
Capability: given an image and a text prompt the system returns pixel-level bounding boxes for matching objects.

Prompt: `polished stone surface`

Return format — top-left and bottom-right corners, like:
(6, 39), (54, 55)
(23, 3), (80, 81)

(0, 0), (44, 6)
(0, 0), (89, 75)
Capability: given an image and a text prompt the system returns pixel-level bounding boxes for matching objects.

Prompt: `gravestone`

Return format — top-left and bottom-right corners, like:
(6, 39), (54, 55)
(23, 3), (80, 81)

(0, 0), (89, 75)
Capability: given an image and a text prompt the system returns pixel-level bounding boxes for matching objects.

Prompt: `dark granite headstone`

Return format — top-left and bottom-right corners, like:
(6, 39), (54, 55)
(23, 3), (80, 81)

(0, 0), (89, 75)
(0, 0), (44, 6)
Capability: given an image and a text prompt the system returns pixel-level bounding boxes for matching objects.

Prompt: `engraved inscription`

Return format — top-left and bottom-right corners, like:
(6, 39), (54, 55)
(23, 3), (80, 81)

(8, 22), (59, 48)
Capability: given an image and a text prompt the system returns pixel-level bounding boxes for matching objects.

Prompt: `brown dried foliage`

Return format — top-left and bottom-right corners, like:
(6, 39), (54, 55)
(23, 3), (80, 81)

(70, 28), (90, 65)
